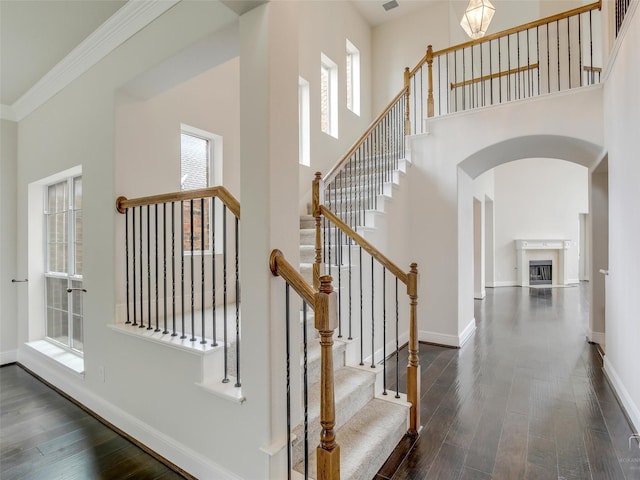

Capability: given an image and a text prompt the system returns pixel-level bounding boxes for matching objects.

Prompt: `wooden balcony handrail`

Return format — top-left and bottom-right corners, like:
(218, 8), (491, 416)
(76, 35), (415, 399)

(323, 88), (407, 186)
(409, 0), (601, 76)
(450, 63), (539, 90)
(116, 186), (240, 219)
(270, 249), (315, 306)
(319, 205), (409, 286)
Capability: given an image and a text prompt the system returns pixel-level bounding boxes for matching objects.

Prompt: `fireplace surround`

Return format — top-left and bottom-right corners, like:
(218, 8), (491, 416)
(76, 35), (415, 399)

(515, 239), (571, 286)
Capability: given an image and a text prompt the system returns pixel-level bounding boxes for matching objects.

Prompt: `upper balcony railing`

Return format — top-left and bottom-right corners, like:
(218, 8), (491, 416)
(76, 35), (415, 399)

(406, 1), (603, 134)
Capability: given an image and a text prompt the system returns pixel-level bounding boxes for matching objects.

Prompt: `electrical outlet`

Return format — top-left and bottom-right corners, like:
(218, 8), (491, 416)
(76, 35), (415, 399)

(98, 366), (105, 383)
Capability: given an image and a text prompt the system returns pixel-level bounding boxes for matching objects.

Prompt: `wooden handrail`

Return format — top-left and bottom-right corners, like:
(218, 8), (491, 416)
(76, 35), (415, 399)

(323, 88), (407, 185)
(409, 0), (601, 77)
(116, 186), (240, 219)
(270, 250), (315, 306)
(433, 1), (601, 57)
(583, 65), (602, 72)
(450, 63), (539, 90)
(319, 205), (409, 285)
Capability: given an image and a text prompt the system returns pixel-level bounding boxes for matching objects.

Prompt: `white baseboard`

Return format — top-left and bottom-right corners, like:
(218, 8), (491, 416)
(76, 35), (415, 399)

(1, 349), (17, 365)
(419, 319), (476, 348)
(459, 319), (477, 347)
(603, 357), (640, 435)
(489, 281), (518, 287)
(568, 278), (580, 284)
(16, 346), (243, 480)
(474, 291), (486, 300)
(588, 330), (605, 348)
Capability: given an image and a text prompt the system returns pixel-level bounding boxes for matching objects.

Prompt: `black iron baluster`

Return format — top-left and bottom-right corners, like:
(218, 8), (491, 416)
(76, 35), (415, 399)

(359, 245), (364, 366)
(147, 205), (152, 330)
(462, 47), (466, 110)
(537, 26), (541, 95)
(285, 284), (292, 480)
(223, 205), (229, 383)
(235, 216), (241, 387)
(556, 20), (561, 92)
(395, 277), (400, 399)
(382, 267), (387, 395)
(328, 184), (332, 277)
(454, 50), (458, 111)
(546, 24), (551, 94)
(163, 203), (168, 334)
(302, 301), (309, 479)
(172, 202), (177, 336)
(489, 40), (493, 106)
(471, 44), (474, 108)
(517, 31), (521, 100)
(212, 199), (217, 346)
(348, 161), (353, 340)
(155, 204), (159, 332)
(507, 34), (511, 101)
(436, 56), (441, 115)
(589, 11), (594, 85)
(132, 207), (137, 326)
(125, 208), (131, 324)
(498, 39), (502, 103)
(140, 206), (145, 329)
(578, 12), (583, 87)
(190, 199), (196, 341)
(370, 255), (375, 369)
(338, 176), (343, 338)
(526, 29), (531, 98)
(201, 198), (206, 344)
(420, 66), (424, 132)
(480, 42), (484, 107)
(180, 201), (185, 338)
(567, 18), (571, 89)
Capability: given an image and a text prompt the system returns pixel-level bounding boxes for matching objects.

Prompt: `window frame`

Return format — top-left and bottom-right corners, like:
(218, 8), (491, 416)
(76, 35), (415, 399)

(180, 125), (222, 256)
(298, 76), (311, 166)
(346, 39), (361, 116)
(320, 53), (339, 138)
(44, 175), (83, 355)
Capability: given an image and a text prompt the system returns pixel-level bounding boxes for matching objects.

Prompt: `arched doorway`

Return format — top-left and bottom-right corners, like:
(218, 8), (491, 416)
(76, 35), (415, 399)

(457, 134), (606, 347)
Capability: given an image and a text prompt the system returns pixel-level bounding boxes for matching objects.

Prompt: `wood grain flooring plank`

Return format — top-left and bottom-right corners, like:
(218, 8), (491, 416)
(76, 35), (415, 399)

(584, 427), (626, 480)
(491, 412), (529, 480)
(425, 441), (466, 479)
(554, 402), (591, 480)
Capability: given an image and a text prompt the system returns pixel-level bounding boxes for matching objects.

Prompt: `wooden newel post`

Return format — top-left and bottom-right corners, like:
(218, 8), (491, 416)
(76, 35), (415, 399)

(315, 275), (340, 480)
(313, 172), (324, 291)
(406, 263), (421, 436)
(426, 45), (434, 118)
(403, 67), (411, 136)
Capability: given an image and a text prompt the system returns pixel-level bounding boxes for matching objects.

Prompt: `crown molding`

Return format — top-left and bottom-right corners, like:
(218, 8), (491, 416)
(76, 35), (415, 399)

(1, 104), (17, 122)
(11, 0), (180, 122)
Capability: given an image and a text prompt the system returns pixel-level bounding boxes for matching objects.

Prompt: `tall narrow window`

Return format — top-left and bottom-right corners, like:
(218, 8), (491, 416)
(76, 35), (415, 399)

(299, 76), (310, 166)
(181, 129), (212, 252)
(346, 39), (361, 115)
(320, 53), (338, 138)
(45, 176), (83, 353)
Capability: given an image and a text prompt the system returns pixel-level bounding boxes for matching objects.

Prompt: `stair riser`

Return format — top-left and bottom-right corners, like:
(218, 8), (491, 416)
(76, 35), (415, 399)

(291, 373), (375, 467)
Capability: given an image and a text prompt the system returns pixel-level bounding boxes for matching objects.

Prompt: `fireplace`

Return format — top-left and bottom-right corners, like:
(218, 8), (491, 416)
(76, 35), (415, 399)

(515, 240), (571, 286)
(529, 260), (552, 285)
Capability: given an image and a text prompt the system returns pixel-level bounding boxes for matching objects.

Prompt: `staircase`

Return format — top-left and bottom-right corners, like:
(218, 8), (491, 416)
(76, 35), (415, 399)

(291, 156), (412, 480)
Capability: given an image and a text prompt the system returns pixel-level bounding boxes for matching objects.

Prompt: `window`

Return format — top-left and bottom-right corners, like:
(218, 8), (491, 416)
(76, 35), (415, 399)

(299, 76), (310, 166)
(320, 53), (338, 138)
(180, 126), (221, 253)
(45, 176), (83, 353)
(346, 39), (361, 115)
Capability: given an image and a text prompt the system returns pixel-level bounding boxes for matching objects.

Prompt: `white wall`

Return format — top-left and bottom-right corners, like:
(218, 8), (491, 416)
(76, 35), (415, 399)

(297, 0), (373, 212)
(1, 119), (18, 364)
(602, 3), (640, 433)
(493, 158), (588, 286)
(13, 2), (272, 478)
(409, 86), (603, 346)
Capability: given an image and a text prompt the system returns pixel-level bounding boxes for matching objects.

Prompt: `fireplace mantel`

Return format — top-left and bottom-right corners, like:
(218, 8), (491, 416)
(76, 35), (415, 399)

(515, 239), (571, 286)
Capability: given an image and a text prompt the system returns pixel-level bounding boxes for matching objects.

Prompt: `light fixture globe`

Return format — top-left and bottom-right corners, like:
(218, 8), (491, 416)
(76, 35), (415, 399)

(461, 0), (495, 39)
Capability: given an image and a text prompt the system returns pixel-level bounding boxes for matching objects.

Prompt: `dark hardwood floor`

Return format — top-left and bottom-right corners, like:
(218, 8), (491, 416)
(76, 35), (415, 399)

(0, 364), (186, 480)
(378, 284), (640, 480)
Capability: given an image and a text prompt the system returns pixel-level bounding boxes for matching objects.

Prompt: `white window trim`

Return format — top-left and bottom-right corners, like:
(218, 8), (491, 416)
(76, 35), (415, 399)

(44, 174), (84, 355)
(180, 124), (224, 256)
(346, 39), (361, 116)
(299, 76), (311, 166)
(27, 165), (84, 369)
(320, 53), (339, 138)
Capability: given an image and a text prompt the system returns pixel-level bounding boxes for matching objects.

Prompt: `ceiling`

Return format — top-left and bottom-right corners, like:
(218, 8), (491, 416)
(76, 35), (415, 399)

(0, 0), (127, 106)
(0, 0), (430, 118)
(351, 0), (437, 27)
